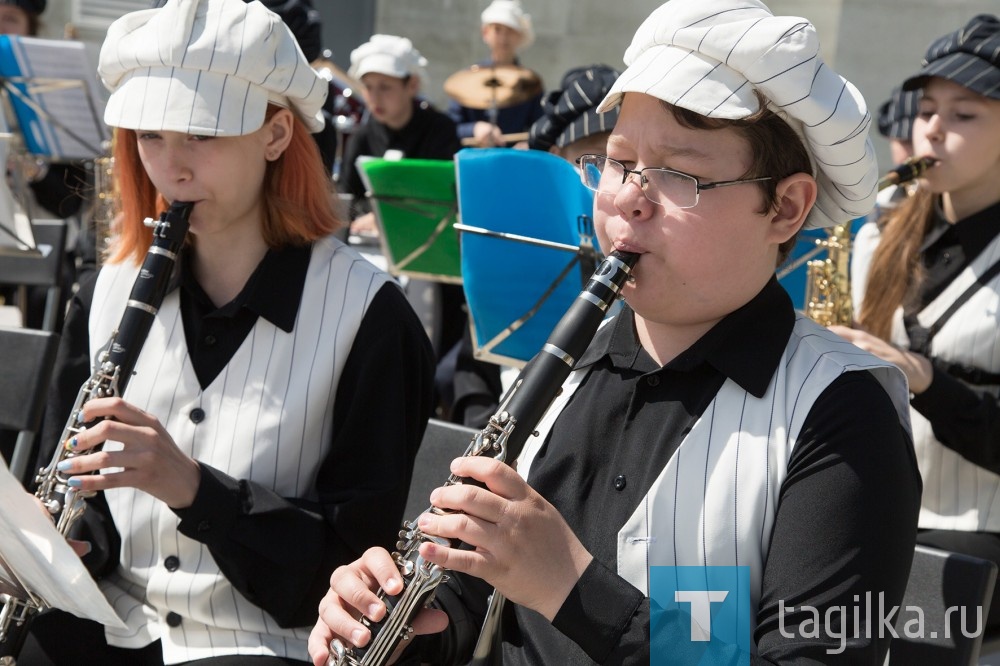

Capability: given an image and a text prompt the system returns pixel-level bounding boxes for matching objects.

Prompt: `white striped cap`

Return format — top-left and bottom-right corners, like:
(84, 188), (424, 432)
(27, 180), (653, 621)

(596, 0), (877, 230)
(99, 0), (327, 136)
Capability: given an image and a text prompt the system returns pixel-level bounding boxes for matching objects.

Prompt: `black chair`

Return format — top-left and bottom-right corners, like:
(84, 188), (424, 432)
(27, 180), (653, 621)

(888, 545), (998, 665)
(0, 219), (67, 331)
(404, 418), (478, 520)
(0, 326), (60, 486)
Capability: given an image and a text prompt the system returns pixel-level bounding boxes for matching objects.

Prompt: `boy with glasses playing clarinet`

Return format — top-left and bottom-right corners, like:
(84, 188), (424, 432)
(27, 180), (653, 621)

(310, 0), (922, 663)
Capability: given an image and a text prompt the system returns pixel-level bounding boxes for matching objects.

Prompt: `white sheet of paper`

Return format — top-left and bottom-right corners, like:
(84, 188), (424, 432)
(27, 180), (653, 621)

(0, 457), (124, 629)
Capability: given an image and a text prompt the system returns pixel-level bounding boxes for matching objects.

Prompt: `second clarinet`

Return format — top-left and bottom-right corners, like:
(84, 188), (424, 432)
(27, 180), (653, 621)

(328, 250), (639, 666)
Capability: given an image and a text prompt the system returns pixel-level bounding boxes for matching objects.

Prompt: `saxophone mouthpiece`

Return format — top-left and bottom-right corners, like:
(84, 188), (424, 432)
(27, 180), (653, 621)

(878, 156), (938, 191)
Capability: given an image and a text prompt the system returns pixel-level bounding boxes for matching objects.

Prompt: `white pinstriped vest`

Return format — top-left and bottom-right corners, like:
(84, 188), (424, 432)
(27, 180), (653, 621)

(883, 233), (1000, 532)
(517, 315), (910, 646)
(88, 237), (393, 664)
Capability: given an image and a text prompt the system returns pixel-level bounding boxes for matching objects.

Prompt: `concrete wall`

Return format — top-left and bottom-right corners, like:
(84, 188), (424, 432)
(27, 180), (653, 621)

(374, 0), (1000, 171)
(30, 0), (1000, 171)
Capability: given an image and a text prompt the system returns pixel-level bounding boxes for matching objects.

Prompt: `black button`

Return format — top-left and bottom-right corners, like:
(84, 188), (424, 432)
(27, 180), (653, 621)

(197, 520), (211, 533)
(189, 407), (205, 424)
(166, 611), (183, 627)
(204, 334), (217, 347)
(614, 475), (627, 491)
(164, 555), (180, 572)
(646, 375), (660, 387)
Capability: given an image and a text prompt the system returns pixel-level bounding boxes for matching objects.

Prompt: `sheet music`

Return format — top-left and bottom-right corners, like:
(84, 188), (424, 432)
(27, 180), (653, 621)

(0, 456), (124, 628)
(0, 35), (108, 160)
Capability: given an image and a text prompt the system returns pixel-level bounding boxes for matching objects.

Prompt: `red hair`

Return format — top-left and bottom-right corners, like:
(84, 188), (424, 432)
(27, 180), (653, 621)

(108, 105), (342, 265)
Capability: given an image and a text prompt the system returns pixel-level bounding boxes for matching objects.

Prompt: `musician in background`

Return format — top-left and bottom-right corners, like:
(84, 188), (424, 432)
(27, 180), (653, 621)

(0, 0), (41, 37)
(444, 64), (623, 429)
(850, 84), (921, 314)
(22, 0), (434, 663)
(0, 0), (92, 328)
(876, 85), (921, 210)
(338, 34), (460, 233)
(447, 0), (543, 148)
(310, 0), (920, 663)
(833, 13), (1000, 631)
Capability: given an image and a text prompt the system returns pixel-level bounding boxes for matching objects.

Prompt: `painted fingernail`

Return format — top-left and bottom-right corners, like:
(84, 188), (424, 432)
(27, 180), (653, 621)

(56, 460), (72, 472)
(75, 410), (85, 424)
(67, 478), (82, 487)
(65, 437), (78, 450)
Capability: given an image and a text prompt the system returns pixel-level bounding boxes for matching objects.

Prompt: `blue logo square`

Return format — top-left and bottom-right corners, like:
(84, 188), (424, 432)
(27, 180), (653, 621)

(649, 566), (751, 665)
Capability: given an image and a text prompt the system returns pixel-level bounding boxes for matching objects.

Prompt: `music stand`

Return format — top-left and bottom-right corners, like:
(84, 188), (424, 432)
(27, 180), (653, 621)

(454, 148), (600, 368)
(0, 35), (109, 161)
(357, 156), (463, 284)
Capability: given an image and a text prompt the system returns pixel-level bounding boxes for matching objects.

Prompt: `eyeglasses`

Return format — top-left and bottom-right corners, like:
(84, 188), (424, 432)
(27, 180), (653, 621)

(576, 154), (774, 210)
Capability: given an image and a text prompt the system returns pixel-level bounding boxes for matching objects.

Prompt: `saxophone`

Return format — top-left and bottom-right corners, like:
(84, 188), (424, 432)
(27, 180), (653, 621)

(328, 250), (639, 666)
(90, 140), (118, 268)
(803, 156), (937, 326)
(0, 200), (193, 662)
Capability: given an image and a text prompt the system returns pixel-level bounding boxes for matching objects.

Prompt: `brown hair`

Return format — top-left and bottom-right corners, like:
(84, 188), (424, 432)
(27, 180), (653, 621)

(108, 105), (341, 265)
(857, 189), (936, 339)
(661, 93), (813, 264)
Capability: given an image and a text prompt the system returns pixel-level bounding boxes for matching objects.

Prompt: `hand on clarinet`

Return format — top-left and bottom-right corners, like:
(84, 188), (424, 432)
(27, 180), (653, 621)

(29, 495), (91, 557)
(308, 547), (450, 666)
(415, 456), (594, 622)
(54, 396), (202, 509)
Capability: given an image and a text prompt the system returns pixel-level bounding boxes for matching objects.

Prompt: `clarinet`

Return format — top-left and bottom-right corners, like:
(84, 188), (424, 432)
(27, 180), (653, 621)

(328, 250), (639, 666)
(0, 201), (193, 662)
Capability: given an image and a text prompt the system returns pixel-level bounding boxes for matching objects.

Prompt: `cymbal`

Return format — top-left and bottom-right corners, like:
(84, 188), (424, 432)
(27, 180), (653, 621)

(444, 65), (542, 110)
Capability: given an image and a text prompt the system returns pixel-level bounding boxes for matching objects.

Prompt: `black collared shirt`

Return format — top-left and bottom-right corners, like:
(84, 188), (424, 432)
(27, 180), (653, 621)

(909, 199), (1000, 473)
(339, 99), (461, 217)
(41, 241), (436, 629)
(419, 277), (920, 664)
(179, 243), (310, 388)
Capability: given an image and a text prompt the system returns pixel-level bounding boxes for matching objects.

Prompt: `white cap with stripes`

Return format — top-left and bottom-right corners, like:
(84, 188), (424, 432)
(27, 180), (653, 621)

(98, 0), (327, 136)
(597, 0), (877, 230)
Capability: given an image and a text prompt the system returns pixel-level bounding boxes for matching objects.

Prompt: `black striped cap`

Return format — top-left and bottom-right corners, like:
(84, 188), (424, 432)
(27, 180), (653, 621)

(877, 86), (920, 140)
(528, 64), (620, 151)
(903, 14), (1000, 99)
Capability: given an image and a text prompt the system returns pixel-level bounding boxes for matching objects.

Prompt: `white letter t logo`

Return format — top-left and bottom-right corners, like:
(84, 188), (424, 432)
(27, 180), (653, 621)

(674, 590), (729, 641)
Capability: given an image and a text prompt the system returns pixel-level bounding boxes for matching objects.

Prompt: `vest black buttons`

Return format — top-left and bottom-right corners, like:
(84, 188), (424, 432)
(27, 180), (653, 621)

(189, 407), (205, 424)
(166, 611), (183, 627)
(204, 334), (217, 347)
(614, 475), (627, 491)
(197, 520), (211, 533)
(646, 375), (660, 387)
(164, 555), (180, 572)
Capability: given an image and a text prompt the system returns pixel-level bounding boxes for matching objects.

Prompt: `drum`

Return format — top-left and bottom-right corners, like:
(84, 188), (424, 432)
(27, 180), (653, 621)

(357, 157), (462, 283)
(455, 148), (599, 367)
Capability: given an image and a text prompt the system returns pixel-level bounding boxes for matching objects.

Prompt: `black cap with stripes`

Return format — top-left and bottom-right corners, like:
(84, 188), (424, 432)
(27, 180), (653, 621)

(903, 14), (1000, 100)
(528, 64), (620, 151)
